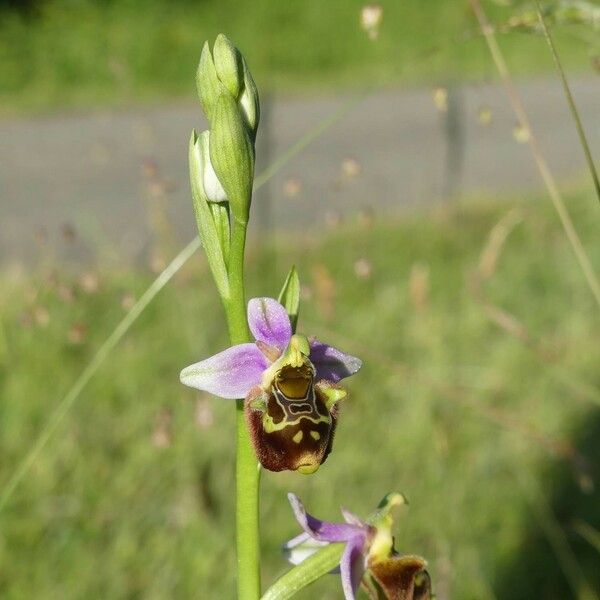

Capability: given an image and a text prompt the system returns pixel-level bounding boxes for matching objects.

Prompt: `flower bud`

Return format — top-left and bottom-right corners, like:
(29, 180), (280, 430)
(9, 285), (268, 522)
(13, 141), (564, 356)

(213, 33), (242, 99)
(196, 41), (227, 124)
(199, 131), (228, 202)
(240, 57), (260, 138)
(278, 266), (300, 332)
(188, 130), (230, 300)
(196, 35), (260, 137)
(209, 93), (255, 223)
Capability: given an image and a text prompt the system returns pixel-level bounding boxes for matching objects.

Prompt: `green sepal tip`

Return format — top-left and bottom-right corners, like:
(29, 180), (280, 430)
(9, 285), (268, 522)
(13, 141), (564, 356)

(278, 266), (301, 333)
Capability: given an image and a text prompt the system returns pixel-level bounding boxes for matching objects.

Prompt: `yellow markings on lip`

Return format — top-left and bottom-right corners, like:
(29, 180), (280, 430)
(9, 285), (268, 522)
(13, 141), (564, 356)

(297, 463), (319, 475)
(315, 382), (347, 410)
(262, 412), (329, 433)
(310, 431), (321, 441)
(292, 431), (304, 444)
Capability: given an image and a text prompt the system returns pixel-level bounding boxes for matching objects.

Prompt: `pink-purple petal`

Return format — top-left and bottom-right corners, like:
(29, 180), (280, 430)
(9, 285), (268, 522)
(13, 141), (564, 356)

(288, 493), (363, 543)
(309, 339), (362, 383)
(284, 531), (313, 551)
(341, 508), (365, 527)
(340, 535), (367, 600)
(248, 298), (292, 350)
(283, 532), (329, 566)
(180, 343), (268, 399)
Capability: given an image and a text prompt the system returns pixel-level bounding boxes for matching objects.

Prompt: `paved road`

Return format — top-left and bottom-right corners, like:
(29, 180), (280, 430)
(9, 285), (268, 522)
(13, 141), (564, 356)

(1, 77), (598, 265)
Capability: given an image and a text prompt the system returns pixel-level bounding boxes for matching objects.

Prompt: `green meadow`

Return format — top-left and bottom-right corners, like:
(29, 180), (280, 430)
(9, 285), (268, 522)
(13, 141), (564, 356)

(2, 0), (600, 596)
(1, 189), (598, 598)
(0, 0), (596, 115)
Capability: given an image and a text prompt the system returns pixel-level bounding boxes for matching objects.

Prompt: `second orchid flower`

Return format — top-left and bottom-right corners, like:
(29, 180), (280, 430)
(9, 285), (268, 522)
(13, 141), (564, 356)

(284, 493), (431, 600)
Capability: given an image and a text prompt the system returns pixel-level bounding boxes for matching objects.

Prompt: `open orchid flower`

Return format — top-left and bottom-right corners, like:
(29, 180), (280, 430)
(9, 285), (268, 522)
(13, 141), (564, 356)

(285, 493), (431, 600)
(180, 297), (362, 473)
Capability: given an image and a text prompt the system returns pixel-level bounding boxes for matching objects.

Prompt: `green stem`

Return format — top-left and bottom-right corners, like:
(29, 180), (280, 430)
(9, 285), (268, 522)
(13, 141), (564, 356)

(224, 217), (262, 600)
(225, 218), (251, 343)
(261, 543), (344, 600)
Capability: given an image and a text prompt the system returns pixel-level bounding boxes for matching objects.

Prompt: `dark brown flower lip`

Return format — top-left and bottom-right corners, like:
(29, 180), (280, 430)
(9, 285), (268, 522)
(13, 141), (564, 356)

(368, 555), (431, 600)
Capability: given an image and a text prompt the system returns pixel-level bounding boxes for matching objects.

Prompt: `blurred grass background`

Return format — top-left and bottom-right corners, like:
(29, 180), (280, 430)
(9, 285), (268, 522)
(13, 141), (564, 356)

(1, 190), (599, 598)
(1, 0), (600, 598)
(0, 0), (597, 115)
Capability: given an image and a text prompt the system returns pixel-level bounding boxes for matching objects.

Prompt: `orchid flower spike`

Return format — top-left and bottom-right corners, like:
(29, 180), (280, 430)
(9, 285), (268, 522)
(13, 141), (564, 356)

(180, 297), (361, 473)
(285, 493), (431, 600)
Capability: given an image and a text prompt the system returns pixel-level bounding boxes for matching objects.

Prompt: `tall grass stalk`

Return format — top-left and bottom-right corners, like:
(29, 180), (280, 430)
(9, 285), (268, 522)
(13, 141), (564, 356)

(573, 520), (600, 556)
(0, 239), (200, 512)
(533, 0), (600, 205)
(469, 0), (600, 310)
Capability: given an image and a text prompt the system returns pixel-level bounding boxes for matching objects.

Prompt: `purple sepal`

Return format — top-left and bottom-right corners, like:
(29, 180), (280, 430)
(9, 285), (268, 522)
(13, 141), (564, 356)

(284, 531), (312, 551)
(286, 493), (372, 600)
(340, 535), (367, 600)
(288, 493), (363, 543)
(283, 532), (329, 566)
(248, 298), (292, 350)
(309, 339), (363, 383)
(180, 343), (268, 399)
(341, 508), (364, 527)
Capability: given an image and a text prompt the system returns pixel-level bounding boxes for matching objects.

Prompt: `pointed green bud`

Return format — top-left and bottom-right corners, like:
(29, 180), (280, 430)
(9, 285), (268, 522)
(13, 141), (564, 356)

(240, 56), (260, 137)
(196, 42), (227, 124)
(195, 131), (227, 202)
(189, 130), (230, 300)
(210, 93), (254, 223)
(193, 131), (230, 265)
(278, 266), (300, 332)
(213, 34), (242, 99)
(196, 36), (259, 138)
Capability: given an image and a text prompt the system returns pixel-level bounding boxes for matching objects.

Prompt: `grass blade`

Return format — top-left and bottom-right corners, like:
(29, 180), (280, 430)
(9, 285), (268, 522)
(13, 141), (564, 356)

(533, 0), (600, 204)
(573, 519), (600, 556)
(0, 239), (199, 512)
(516, 472), (596, 600)
(469, 0), (600, 310)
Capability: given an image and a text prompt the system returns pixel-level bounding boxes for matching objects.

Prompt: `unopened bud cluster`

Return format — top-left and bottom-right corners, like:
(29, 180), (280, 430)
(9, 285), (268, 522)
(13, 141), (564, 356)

(189, 35), (260, 299)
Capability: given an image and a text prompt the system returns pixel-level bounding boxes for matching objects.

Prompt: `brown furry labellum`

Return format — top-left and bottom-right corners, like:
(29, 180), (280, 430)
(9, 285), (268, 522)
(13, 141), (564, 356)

(368, 555), (431, 600)
(244, 363), (341, 474)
